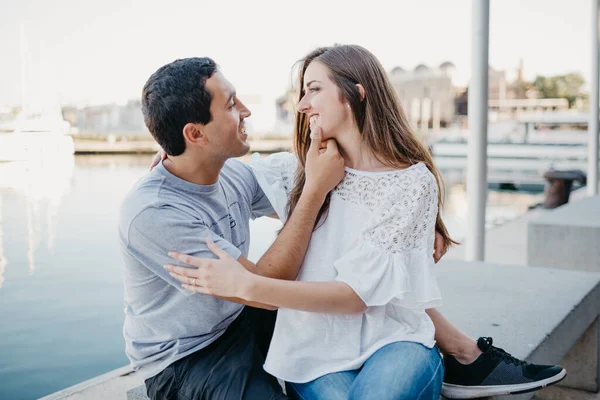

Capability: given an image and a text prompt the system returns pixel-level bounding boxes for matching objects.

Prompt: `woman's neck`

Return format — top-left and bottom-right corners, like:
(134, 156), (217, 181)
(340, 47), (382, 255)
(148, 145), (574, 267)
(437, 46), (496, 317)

(336, 130), (391, 172)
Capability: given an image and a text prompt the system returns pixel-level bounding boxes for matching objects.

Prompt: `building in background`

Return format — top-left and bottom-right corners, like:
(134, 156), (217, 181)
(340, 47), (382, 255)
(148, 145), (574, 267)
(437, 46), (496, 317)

(388, 59), (576, 130)
(63, 95), (279, 139)
(389, 62), (457, 131)
(62, 100), (148, 137)
(486, 60), (569, 120)
(274, 88), (296, 138)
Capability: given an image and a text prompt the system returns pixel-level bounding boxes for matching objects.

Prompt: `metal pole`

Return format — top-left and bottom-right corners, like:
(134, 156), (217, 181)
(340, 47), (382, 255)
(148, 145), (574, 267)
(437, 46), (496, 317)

(466, 0), (490, 261)
(589, 0), (599, 196)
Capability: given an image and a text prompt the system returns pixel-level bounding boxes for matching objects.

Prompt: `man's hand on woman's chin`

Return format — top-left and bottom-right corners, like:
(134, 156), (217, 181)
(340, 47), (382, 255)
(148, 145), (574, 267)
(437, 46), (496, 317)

(303, 126), (345, 199)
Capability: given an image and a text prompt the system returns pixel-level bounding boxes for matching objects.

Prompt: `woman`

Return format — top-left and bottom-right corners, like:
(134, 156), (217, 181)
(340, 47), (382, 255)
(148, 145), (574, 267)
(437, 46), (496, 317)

(167, 44), (450, 399)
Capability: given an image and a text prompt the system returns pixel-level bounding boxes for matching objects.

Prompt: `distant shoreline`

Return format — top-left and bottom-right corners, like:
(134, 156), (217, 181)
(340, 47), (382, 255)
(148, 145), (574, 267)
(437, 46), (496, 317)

(72, 137), (292, 155)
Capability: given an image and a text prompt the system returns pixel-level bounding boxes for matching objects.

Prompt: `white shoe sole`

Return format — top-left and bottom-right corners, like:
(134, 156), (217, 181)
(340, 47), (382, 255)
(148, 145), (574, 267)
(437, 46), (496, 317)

(441, 368), (566, 399)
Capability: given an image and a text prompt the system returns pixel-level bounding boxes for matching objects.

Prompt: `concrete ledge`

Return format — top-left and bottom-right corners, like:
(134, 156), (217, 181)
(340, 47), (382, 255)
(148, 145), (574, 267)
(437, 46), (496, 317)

(528, 196), (600, 271)
(436, 260), (600, 399)
(126, 385), (148, 400)
(39, 365), (142, 400)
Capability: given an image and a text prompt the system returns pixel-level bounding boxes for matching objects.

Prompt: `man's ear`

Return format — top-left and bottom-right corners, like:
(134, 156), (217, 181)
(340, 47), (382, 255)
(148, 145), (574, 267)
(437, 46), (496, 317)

(356, 84), (366, 102)
(183, 123), (208, 146)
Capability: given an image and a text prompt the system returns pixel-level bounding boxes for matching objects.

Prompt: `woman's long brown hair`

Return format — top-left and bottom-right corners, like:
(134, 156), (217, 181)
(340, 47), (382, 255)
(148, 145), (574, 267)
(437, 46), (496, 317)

(287, 44), (458, 253)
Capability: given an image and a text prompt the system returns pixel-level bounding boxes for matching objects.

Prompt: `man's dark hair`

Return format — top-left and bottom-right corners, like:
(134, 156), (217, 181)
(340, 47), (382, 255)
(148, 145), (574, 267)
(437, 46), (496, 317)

(141, 57), (218, 156)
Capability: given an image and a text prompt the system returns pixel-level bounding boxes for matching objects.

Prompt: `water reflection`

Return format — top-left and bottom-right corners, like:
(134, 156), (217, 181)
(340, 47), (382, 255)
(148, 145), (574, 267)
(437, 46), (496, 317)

(0, 195), (6, 288)
(26, 199), (36, 275)
(0, 156), (74, 282)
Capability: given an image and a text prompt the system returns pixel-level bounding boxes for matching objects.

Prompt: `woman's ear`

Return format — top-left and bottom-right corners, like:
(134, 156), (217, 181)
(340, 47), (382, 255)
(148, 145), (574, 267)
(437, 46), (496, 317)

(356, 84), (366, 102)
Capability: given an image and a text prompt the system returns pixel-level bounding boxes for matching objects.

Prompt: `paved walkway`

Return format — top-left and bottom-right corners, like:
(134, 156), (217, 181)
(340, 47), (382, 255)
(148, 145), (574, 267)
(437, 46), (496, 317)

(444, 187), (600, 400)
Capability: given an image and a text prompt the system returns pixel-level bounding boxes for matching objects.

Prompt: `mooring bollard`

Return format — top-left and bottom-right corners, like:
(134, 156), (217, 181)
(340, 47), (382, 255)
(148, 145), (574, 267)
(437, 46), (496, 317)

(542, 169), (587, 209)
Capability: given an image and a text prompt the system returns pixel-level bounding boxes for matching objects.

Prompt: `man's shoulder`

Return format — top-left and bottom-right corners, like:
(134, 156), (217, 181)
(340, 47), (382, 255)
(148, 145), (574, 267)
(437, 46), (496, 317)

(120, 173), (164, 217)
(119, 172), (187, 238)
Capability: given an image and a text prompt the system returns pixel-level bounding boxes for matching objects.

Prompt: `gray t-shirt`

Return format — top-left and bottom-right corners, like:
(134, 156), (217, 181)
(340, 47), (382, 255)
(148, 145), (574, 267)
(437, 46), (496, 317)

(119, 158), (274, 378)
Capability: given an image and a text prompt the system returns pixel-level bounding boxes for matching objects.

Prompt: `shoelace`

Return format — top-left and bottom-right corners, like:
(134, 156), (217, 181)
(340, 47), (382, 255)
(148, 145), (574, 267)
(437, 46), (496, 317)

(480, 338), (528, 367)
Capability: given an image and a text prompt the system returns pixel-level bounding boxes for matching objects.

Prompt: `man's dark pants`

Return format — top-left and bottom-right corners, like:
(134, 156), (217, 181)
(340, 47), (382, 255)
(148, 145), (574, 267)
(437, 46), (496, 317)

(145, 307), (288, 400)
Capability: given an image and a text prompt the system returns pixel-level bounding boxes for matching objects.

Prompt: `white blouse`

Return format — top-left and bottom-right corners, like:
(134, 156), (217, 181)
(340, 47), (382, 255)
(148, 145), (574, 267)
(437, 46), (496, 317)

(249, 152), (442, 384)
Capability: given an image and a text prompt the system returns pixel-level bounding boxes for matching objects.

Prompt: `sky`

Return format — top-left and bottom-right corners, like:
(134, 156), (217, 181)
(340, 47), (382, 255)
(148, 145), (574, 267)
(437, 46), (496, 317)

(0, 0), (594, 131)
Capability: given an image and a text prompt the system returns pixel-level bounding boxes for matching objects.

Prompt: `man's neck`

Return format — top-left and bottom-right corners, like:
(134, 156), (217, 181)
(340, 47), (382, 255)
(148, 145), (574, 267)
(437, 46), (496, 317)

(162, 153), (225, 185)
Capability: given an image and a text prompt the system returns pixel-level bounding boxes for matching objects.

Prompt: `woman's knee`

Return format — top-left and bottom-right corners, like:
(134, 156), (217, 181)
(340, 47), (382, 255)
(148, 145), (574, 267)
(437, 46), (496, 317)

(415, 350), (444, 400)
(288, 370), (357, 400)
(349, 342), (443, 400)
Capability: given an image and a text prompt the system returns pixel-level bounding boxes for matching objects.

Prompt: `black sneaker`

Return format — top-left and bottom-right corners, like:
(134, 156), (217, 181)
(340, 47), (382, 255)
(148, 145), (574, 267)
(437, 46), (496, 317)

(441, 337), (567, 399)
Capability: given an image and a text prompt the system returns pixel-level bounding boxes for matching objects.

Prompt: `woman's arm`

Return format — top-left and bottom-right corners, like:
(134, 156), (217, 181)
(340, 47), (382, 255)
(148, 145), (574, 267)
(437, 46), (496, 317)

(243, 276), (367, 314)
(165, 239), (367, 314)
(251, 136), (344, 281)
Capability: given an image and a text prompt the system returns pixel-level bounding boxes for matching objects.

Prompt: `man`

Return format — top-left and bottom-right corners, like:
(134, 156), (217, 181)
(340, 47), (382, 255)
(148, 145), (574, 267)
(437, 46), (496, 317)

(120, 57), (345, 399)
(120, 57), (565, 399)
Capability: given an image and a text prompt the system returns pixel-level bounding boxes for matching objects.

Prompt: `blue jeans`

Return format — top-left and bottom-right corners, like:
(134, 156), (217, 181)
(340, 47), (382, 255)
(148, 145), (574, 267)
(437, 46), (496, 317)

(287, 342), (443, 400)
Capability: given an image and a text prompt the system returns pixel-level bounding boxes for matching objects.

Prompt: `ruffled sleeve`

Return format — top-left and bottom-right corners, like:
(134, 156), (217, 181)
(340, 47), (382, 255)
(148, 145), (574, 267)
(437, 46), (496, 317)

(248, 152), (298, 222)
(333, 164), (442, 309)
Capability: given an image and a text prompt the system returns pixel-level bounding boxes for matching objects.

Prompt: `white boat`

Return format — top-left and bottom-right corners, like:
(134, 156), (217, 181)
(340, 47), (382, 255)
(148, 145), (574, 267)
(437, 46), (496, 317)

(0, 24), (75, 162)
(0, 113), (74, 162)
